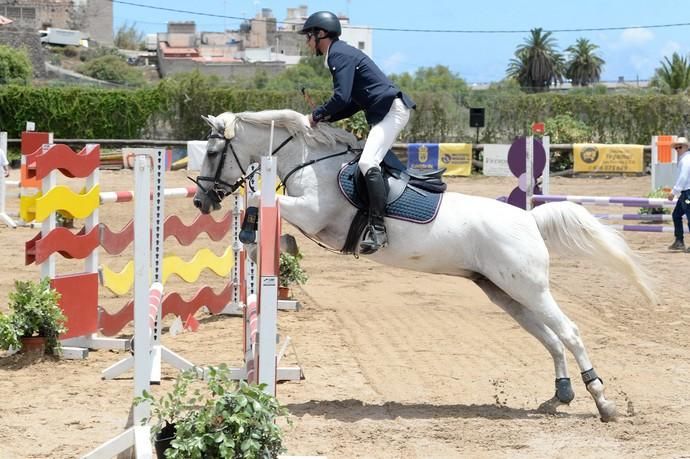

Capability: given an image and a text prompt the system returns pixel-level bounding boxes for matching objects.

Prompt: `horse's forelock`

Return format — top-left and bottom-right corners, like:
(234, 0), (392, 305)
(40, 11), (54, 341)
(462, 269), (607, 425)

(216, 112), (237, 139)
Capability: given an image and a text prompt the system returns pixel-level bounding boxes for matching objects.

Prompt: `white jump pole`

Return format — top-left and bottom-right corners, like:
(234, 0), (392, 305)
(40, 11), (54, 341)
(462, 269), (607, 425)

(219, 122), (301, 392)
(0, 131), (17, 228)
(525, 136), (533, 211)
(81, 154), (162, 459)
(257, 153), (278, 395)
(102, 150), (196, 382)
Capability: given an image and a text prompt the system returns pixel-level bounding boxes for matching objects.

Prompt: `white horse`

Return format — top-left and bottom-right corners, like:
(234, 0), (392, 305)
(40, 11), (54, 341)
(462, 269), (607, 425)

(193, 109), (657, 422)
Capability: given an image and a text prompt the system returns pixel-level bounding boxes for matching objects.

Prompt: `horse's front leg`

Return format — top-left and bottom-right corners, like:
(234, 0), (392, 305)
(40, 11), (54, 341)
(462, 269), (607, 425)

(277, 194), (329, 235)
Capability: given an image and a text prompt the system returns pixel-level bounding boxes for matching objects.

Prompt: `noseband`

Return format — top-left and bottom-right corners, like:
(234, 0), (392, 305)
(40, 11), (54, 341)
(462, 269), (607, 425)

(191, 132), (294, 204)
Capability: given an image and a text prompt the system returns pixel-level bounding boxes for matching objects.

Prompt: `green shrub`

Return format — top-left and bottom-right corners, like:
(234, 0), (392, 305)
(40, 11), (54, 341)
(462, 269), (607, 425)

(0, 45), (32, 84)
(0, 279), (66, 354)
(639, 188), (670, 215)
(62, 46), (80, 58)
(138, 364), (290, 459)
(77, 55), (146, 86)
(279, 252), (308, 288)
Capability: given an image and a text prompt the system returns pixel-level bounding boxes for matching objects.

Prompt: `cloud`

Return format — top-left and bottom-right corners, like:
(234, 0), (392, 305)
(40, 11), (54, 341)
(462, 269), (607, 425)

(626, 54), (656, 79)
(660, 40), (682, 59)
(381, 52), (407, 74)
(619, 28), (654, 47)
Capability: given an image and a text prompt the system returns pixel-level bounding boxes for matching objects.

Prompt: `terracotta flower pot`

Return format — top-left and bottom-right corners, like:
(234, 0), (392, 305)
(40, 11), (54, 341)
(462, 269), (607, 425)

(278, 286), (291, 300)
(154, 422), (176, 458)
(20, 336), (46, 356)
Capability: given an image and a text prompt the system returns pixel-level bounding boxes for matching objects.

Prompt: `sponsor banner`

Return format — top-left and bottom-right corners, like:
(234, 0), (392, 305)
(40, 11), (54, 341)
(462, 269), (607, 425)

(573, 144), (644, 173)
(439, 143), (471, 176)
(407, 143), (471, 176)
(482, 144), (512, 176)
(407, 143), (439, 171)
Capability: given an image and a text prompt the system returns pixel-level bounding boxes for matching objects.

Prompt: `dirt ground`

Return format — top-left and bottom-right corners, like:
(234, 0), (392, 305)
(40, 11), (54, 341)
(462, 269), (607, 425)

(0, 168), (689, 459)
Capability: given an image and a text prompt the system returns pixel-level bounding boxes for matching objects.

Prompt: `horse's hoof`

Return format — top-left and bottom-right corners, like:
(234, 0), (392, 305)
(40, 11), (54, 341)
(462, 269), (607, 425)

(598, 400), (618, 422)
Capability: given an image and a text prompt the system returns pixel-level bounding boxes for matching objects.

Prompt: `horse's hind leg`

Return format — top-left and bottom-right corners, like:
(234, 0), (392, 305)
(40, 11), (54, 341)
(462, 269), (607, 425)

(521, 287), (617, 422)
(474, 277), (575, 412)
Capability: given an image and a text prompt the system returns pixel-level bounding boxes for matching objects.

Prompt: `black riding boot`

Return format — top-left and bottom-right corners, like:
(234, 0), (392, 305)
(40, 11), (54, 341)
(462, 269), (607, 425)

(360, 168), (388, 254)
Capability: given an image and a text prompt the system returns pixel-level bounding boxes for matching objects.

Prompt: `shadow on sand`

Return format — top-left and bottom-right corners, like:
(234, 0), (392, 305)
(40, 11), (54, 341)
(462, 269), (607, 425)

(285, 399), (594, 422)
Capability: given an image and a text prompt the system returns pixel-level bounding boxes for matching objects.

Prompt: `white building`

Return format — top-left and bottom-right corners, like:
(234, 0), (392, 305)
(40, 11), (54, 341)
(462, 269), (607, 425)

(339, 16), (373, 58)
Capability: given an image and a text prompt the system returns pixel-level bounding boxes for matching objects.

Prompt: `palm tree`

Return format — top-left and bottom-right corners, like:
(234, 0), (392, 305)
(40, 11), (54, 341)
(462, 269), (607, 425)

(565, 38), (604, 86)
(506, 28), (564, 92)
(650, 52), (690, 94)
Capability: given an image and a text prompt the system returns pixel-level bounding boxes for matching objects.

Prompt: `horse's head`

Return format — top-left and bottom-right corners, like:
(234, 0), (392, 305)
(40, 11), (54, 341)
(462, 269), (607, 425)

(192, 108), (359, 214)
(193, 113), (250, 214)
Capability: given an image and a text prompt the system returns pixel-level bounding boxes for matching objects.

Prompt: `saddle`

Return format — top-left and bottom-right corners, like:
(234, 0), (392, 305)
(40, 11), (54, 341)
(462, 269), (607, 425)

(380, 150), (447, 199)
(338, 150), (447, 255)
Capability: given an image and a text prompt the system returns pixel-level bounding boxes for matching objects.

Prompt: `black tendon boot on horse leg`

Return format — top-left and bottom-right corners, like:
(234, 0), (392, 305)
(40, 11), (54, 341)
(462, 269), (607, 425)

(360, 168), (388, 254)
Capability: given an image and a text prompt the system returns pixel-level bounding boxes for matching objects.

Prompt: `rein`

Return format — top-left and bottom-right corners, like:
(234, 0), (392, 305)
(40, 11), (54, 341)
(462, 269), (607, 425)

(191, 133), (295, 202)
(279, 146), (360, 192)
(194, 127), (362, 256)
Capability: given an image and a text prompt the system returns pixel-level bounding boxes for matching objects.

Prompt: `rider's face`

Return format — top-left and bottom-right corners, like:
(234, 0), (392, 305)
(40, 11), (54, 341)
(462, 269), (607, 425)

(305, 31), (317, 54)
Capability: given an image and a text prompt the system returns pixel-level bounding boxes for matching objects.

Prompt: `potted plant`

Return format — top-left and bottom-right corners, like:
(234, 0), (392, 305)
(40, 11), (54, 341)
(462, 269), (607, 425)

(278, 252), (308, 299)
(137, 364), (290, 459)
(639, 187), (670, 218)
(0, 278), (66, 356)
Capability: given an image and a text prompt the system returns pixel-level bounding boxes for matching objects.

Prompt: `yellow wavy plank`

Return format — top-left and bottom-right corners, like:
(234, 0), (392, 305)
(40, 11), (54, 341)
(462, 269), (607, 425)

(101, 261), (134, 296)
(101, 247), (233, 294)
(162, 247), (234, 283)
(34, 185), (100, 222)
(20, 194), (37, 222)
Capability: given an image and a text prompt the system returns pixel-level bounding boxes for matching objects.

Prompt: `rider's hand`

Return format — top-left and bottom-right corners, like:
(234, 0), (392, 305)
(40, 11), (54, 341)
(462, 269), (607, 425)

(308, 113), (318, 128)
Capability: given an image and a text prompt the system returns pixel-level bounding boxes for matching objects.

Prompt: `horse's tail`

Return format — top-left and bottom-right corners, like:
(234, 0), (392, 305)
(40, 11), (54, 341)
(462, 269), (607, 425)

(530, 201), (658, 304)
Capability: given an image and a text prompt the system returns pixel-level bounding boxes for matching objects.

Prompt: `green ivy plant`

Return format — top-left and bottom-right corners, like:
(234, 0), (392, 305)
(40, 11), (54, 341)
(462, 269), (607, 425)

(0, 278), (66, 354)
(279, 252), (308, 288)
(137, 364), (290, 459)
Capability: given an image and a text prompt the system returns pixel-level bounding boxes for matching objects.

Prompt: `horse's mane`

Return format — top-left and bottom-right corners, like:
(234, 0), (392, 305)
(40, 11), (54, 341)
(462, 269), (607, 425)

(217, 109), (359, 149)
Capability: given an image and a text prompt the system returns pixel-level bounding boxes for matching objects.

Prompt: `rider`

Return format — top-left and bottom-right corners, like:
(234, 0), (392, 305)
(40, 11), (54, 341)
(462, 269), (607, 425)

(300, 11), (416, 254)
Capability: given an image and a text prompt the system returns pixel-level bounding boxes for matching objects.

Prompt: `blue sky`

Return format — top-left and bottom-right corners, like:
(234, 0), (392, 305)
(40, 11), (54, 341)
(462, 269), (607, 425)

(113, 0), (690, 83)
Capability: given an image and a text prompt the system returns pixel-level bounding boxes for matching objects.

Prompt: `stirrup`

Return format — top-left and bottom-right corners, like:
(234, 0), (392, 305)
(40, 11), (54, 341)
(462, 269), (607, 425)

(360, 225), (387, 254)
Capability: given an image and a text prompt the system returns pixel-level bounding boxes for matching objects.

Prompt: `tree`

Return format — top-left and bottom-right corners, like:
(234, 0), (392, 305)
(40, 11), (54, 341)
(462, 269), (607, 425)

(391, 65), (468, 94)
(506, 28), (564, 92)
(565, 38), (604, 86)
(650, 52), (690, 94)
(264, 55), (331, 91)
(0, 45), (32, 84)
(114, 22), (145, 50)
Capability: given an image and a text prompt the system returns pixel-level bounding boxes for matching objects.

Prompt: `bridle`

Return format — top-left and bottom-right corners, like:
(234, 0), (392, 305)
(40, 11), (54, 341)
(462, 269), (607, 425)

(190, 131), (295, 204)
(191, 127), (361, 207)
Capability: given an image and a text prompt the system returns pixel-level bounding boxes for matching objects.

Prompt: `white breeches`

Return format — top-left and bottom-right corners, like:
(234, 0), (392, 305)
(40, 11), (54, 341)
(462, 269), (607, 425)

(358, 97), (411, 175)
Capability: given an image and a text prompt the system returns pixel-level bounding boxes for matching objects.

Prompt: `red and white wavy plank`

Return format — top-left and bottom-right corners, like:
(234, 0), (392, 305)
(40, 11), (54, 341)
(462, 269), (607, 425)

(98, 283), (232, 336)
(27, 144), (100, 180)
(25, 226), (99, 265)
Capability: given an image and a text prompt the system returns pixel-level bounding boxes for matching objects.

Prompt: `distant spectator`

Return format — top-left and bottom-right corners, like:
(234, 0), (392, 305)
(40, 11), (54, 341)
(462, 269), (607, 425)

(667, 136), (690, 252)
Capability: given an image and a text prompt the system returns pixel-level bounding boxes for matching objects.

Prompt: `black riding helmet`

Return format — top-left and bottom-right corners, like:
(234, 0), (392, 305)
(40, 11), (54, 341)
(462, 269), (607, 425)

(298, 11), (342, 37)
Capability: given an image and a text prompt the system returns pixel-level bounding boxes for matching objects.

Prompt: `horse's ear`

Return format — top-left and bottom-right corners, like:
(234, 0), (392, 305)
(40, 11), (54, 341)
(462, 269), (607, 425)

(201, 115), (215, 129)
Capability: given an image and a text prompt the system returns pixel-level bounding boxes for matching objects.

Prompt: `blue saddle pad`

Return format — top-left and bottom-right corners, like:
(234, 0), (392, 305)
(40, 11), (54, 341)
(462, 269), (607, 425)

(337, 162), (442, 224)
